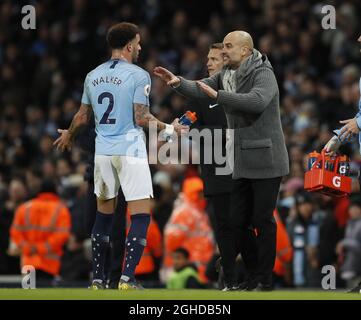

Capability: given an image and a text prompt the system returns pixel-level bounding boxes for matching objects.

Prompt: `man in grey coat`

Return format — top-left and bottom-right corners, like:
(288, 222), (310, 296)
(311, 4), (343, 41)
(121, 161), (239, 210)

(154, 31), (289, 291)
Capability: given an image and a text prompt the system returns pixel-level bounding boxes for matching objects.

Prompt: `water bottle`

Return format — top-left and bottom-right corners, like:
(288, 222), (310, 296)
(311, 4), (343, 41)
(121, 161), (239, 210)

(166, 111), (197, 142)
(325, 156), (335, 171)
(308, 151), (320, 170)
(178, 111), (197, 126)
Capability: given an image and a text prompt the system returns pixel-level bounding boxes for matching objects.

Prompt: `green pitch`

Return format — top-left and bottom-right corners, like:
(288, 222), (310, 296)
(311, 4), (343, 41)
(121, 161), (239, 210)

(0, 289), (360, 300)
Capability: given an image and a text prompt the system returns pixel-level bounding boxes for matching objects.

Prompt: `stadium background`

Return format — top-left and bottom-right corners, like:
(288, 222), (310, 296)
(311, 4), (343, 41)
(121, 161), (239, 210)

(0, 0), (361, 290)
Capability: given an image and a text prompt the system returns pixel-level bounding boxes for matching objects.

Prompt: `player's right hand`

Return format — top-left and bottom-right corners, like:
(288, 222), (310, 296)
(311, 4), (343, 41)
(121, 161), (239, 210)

(153, 66), (180, 87)
(172, 118), (189, 136)
(53, 129), (72, 152)
(323, 135), (341, 156)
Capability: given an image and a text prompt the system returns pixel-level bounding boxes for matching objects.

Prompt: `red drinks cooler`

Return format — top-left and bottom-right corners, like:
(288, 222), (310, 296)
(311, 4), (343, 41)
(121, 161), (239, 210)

(304, 150), (351, 197)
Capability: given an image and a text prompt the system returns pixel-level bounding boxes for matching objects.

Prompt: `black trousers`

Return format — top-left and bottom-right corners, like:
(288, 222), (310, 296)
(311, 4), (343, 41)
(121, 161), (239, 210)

(35, 270), (55, 288)
(206, 193), (236, 284)
(85, 181), (127, 287)
(230, 176), (282, 284)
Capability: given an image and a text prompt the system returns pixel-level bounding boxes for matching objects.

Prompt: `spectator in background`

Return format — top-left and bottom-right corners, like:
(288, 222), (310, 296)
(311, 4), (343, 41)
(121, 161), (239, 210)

(0, 178), (28, 274)
(25, 168), (43, 198)
(166, 247), (203, 289)
(278, 177), (304, 215)
(336, 197), (361, 290)
(287, 191), (321, 287)
(317, 194), (345, 287)
(59, 233), (92, 285)
(273, 209), (293, 288)
(9, 179), (71, 286)
(162, 176), (214, 284)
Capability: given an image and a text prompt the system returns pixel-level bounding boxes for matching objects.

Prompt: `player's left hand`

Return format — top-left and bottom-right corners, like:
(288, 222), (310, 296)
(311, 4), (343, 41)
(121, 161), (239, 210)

(172, 118), (190, 136)
(196, 81), (217, 99)
(53, 129), (72, 152)
(339, 118), (360, 141)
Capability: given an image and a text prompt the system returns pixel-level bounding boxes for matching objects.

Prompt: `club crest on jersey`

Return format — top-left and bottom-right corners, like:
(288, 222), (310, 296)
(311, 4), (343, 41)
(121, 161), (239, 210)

(144, 84), (151, 97)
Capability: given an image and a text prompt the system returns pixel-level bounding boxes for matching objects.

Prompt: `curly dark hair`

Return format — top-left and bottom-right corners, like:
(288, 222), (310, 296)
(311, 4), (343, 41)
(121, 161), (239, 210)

(106, 22), (140, 49)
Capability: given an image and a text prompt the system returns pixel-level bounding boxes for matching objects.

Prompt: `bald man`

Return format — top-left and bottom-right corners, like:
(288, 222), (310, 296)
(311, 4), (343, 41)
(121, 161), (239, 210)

(154, 31), (289, 291)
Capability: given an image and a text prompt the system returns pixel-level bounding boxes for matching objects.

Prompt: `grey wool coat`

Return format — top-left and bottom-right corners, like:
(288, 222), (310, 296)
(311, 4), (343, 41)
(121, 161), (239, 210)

(175, 49), (289, 180)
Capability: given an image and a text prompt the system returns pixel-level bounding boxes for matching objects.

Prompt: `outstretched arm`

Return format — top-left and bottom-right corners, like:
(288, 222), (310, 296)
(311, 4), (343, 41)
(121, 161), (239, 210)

(53, 103), (91, 152)
(153, 66), (220, 100)
(196, 67), (279, 115)
(337, 118), (360, 142)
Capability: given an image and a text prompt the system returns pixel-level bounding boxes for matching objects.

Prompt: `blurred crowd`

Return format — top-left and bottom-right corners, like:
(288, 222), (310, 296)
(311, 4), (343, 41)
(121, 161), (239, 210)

(1, 0), (361, 288)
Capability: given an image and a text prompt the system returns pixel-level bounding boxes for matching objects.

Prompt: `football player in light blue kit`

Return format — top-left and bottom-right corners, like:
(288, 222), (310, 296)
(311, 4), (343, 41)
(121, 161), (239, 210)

(324, 34), (361, 294)
(54, 22), (188, 290)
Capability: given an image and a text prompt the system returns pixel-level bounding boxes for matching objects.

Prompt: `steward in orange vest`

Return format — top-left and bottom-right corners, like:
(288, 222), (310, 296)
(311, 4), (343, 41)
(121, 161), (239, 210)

(273, 209), (293, 283)
(162, 177), (215, 283)
(10, 180), (71, 276)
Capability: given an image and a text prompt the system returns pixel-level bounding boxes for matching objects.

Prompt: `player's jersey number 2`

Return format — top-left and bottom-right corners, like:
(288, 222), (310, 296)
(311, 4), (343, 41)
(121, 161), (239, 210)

(98, 92), (116, 124)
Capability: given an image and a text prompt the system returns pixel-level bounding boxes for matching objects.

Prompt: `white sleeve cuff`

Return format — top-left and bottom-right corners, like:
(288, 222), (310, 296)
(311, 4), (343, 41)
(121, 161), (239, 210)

(165, 124), (174, 135)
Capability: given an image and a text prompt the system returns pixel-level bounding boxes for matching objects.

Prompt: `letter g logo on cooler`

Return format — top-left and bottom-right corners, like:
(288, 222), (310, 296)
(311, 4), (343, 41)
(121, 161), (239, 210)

(332, 176), (341, 188)
(339, 165), (346, 175)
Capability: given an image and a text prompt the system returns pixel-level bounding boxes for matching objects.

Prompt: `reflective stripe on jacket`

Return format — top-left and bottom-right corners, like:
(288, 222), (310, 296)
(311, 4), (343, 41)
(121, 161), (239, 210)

(10, 193), (71, 275)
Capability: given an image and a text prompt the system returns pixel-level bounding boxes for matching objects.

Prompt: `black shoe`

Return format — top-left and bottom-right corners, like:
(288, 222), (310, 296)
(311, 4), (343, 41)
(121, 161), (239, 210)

(250, 282), (274, 292)
(237, 276), (258, 291)
(222, 285), (238, 292)
(347, 282), (361, 293)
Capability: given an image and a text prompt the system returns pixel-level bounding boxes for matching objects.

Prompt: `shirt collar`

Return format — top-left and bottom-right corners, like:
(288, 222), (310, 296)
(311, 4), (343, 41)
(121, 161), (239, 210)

(36, 193), (60, 201)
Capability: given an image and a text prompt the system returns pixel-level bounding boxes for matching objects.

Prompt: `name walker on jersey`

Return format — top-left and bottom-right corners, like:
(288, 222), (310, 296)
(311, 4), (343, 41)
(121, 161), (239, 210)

(92, 76), (122, 87)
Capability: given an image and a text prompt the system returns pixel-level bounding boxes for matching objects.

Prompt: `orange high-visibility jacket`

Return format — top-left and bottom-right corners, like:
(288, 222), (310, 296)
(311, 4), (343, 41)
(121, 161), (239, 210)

(10, 193), (71, 276)
(273, 210), (293, 276)
(125, 211), (163, 275)
(163, 200), (214, 283)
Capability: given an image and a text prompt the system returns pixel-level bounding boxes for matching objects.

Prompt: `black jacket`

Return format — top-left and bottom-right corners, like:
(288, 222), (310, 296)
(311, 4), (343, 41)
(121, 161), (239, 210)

(189, 96), (233, 196)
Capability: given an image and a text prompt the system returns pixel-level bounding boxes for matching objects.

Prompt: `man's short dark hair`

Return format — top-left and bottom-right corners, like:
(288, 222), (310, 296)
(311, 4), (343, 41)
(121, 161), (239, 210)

(106, 22), (140, 49)
(295, 191), (313, 206)
(210, 43), (223, 50)
(174, 247), (190, 259)
(40, 178), (57, 194)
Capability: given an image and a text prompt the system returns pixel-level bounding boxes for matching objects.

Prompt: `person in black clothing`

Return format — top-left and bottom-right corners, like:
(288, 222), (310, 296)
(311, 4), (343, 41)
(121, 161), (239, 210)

(190, 43), (234, 289)
(318, 195), (344, 287)
(77, 112), (127, 289)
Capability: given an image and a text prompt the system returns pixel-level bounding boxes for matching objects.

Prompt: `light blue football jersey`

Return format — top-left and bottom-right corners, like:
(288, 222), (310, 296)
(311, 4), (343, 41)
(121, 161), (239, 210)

(81, 59), (151, 158)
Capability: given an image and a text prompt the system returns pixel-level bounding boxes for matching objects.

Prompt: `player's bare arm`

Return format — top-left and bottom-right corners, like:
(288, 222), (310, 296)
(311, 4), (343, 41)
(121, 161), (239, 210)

(53, 103), (92, 152)
(133, 103), (189, 135)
